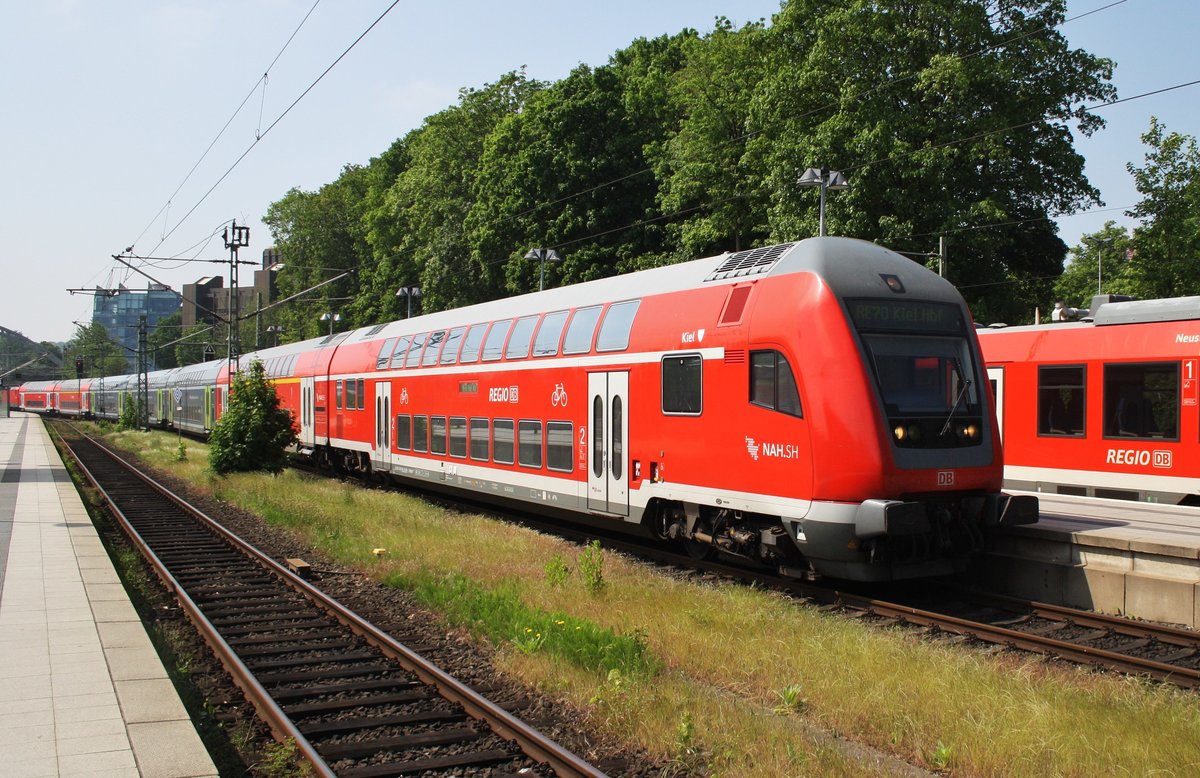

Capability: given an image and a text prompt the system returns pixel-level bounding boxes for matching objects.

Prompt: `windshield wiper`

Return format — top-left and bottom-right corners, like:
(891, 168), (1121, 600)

(939, 359), (972, 438)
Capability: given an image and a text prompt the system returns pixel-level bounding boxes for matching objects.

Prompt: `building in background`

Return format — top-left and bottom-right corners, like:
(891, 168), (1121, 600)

(92, 283), (181, 370)
(181, 247), (281, 349)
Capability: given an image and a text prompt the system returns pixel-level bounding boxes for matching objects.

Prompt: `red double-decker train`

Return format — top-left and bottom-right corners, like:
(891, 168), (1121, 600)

(979, 295), (1200, 505)
(19, 237), (1035, 580)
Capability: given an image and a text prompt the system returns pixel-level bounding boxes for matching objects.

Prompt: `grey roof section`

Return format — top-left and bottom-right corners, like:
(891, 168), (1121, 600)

(1093, 295), (1200, 326)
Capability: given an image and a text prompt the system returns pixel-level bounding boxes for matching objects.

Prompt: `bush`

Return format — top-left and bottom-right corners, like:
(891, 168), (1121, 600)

(208, 360), (297, 475)
(118, 393), (138, 430)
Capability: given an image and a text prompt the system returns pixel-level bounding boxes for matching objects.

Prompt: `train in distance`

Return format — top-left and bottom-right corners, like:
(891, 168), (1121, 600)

(979, 293), (1200, 506)
(15, 236), (1037, 582)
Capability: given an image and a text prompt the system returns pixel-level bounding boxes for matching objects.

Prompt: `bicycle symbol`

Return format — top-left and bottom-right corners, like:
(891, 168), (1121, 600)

(551, 383), (568, 408)
(399, 388), (410, 405)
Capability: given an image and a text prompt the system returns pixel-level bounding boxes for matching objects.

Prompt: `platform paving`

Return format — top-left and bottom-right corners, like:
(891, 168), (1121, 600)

(0, 413), (217, 778)
(979, 491), (1200, 628)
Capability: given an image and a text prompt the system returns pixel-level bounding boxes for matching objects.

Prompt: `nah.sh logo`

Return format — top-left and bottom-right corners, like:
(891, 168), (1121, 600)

(745, 436), (760, 461)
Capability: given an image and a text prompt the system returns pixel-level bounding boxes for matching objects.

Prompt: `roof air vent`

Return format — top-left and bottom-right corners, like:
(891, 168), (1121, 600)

(705, 243), (795, 282)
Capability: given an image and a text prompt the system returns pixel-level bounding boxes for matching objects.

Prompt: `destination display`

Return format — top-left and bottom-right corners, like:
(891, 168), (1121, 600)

(847, 299), (964, 334)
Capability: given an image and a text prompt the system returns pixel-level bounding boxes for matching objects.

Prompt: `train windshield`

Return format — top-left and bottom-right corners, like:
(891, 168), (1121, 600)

(861, 335), (979, 414)
(846, 299), (979, 415)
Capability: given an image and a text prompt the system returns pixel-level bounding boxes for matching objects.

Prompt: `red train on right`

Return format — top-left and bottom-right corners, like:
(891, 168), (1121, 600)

(978, 294), (1200, 505)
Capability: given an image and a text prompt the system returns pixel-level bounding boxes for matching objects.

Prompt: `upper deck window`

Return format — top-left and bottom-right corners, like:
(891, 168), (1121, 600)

(406, 333), (428, 368)
(460, 324), (487, 363)
(596, 300), (640, 352)
(563, 306), (602, 355)
(441, 327), (466, 364)
(482, 320), (513, 362)
(422, 330), (446, 366)
(389, 335), (411, 368)
(506, 316), (539, 359)
(376, 338), (397, 369)
(533, 310), (569, 357)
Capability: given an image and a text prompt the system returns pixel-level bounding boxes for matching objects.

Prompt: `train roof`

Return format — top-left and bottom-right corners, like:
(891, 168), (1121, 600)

(334, 237), (959, 346)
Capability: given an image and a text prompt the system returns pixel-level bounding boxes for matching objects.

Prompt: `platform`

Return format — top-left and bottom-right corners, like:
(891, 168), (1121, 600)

(0, 413), (217, 778)
(976, 491), (1200, 628)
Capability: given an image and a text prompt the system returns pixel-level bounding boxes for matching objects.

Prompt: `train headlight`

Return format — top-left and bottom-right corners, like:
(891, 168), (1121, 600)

(893, 425), (907, 441)
(956, 423), (979, 440)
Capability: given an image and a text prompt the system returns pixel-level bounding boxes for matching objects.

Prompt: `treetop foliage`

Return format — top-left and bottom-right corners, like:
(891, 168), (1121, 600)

(265, 0), (1123, 331)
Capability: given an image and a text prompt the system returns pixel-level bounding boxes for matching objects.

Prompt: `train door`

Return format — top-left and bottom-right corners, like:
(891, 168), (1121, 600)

(374, 381), (391, 471)
(987, 366), (1005, 441)
(204, 386), (214, 430)
(587, 371), (629, 516)
(300, 377), (315, 447)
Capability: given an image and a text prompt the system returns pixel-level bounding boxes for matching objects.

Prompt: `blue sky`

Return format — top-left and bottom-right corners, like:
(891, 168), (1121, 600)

(1, 0), (1194, 343)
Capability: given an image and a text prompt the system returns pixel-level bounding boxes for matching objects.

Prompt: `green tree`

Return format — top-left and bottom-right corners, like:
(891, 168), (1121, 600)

(147, 312), (182, 369)
(208, 360), (297, 475)
(1052, 222), (1133, 310)
(1123, 117), (1200, 299)
(118, 393), (138, 430)
(64, 322), (128, 378)
(745, 0), (1114, 323)
(175, 323), (216, 367)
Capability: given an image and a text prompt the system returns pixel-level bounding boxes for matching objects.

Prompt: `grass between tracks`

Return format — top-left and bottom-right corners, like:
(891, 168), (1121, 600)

(107, 428), (1200, 777)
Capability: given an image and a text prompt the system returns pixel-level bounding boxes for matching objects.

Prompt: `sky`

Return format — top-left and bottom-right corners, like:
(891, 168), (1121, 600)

(1, 0), (1195, 344)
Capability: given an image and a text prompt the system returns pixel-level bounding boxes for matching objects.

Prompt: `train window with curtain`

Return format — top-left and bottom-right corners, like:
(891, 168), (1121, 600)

(396, 414), (412, 451)
(1103, 362), (1179, 440)
(449, 417), (467, 458)
(493, 419), (515, 464)
(482, 320), (514, 362)
(422, 330), (446, 366)
(335, 380), (343, 410)
(430, 416), (447, 455)
(749, 350), (803, 418)
(518, 420), (543, 468)
(596, 300), (641, 352)
(506, 315), (539, 360)
(406, 332), (428, 368)
(533, 310), (569, 357)
(469, 417), (489, 460)
(547, 421), (573, 472)
(376, 338), (397, 369)
(413, 415), (429, 453)
(662, 355), (702, 415)
(563, 305), (603, 354)
(389, 335), (412, 368)
(1038, 365), (1086, 437)
(441, 327), (466, 364)
(459, 324), (487, 363)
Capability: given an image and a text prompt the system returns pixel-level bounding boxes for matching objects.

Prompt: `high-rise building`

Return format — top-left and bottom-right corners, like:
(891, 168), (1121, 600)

(92, 284), (181, 370)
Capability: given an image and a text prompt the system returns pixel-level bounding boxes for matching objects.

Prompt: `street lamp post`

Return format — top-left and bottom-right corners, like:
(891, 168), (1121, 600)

(319, 312), (342, 336)
(396, 286), (421, 318)
(1091, 237), (1114, 295)
(266, 325), (283, 347)
(796, 167), (850, 237)
(523, 248), (562, 291)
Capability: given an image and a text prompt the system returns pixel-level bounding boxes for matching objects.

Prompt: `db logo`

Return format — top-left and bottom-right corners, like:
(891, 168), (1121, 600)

(937, 471), (955, 487)
(1153, 450), (1173, 469)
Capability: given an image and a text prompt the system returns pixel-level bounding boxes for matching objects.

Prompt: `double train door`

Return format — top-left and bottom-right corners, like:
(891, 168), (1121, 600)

(587, 372), (629, 516)
(374, 381), (391, 471)
(300, 377), (315, 447)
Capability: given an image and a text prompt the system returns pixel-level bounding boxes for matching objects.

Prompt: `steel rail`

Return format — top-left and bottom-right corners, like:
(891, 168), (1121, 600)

(56, 426), (606, 778)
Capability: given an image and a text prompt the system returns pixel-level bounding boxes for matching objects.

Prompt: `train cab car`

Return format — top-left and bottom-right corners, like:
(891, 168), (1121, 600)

(302, 237), (1033, 581)
(979, 295), (1200, 504)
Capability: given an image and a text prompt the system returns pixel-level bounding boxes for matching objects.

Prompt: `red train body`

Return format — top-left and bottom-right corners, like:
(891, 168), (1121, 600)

(24, 237), (1036, 580)
(979, 295), (1200, 504)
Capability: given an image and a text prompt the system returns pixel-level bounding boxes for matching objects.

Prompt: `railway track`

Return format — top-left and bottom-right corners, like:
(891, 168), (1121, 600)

(55, 426), (605, 778)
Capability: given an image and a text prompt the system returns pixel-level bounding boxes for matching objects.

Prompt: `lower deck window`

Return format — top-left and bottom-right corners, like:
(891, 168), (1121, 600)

(470, 417), (489, 461)
(413, 415), (429, 453)
(396, 415), (411, 451)
(547, 421), (573, 472)
(493, 419), (515, 464)
(449, 417), (467, 458)
(430, 416), (447, 455)
(518, 420), (542, 468)
(663, 354), (702, 414)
